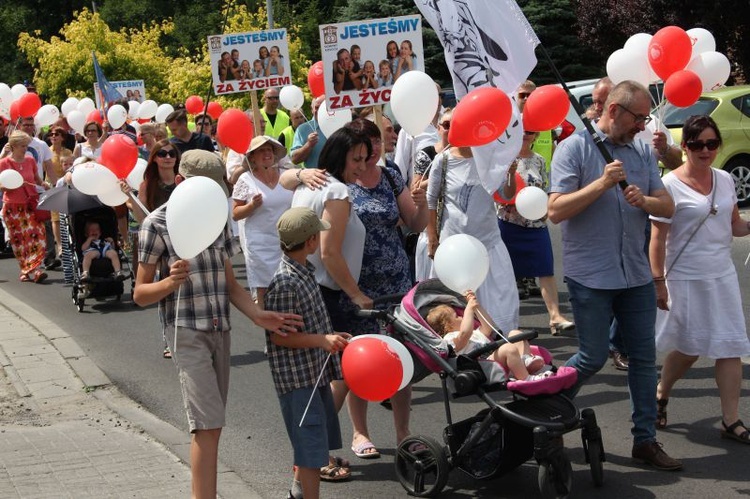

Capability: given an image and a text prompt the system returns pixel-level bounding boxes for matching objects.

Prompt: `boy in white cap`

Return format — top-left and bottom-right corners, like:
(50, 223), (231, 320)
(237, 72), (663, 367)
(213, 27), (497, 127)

(134, 149), (303, 499)
(265, 207), (351, 499)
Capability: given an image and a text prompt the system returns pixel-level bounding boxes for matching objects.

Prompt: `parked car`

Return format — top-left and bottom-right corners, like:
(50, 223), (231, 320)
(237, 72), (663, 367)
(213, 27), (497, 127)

(661, 85), (750, 206)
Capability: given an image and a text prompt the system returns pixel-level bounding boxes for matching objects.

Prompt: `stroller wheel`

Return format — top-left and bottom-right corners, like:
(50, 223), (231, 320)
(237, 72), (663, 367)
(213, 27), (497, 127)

(538, 454), (573, 499)
(395, 435), (449, 498)
(585, 437), (604, 487)
(77, 300), (85, 313)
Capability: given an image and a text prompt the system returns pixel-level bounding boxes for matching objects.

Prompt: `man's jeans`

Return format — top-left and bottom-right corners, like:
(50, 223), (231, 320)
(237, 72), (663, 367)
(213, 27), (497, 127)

(563, 277), (657, 445)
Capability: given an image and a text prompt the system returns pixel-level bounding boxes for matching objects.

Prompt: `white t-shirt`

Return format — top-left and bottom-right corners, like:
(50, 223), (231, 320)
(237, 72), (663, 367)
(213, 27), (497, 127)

(27, 137), (53, 179)
(291, 175), (365, 290)
(443, 329), (490, 355)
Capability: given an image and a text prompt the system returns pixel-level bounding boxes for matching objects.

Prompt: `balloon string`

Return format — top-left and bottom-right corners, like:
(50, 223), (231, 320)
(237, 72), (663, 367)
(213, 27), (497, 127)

(475, 308), (509, 344)
(299, 352), (331, 427)
(128, 191), (150, 216)
(173, 283), (182, 354)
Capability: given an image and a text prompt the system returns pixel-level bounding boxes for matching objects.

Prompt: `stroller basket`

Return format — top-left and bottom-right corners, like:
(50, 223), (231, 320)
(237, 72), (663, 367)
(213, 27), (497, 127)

(445, 408), (534, 480)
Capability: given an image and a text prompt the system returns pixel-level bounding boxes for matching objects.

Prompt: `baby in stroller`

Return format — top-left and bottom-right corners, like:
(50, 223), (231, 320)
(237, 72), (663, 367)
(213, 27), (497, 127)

(80, 220), (127, 282)
(426, 290), (552, 383)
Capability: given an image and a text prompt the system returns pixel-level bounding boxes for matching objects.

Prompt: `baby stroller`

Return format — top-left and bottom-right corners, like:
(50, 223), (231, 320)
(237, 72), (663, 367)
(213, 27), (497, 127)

(66, 206), (133, 312)
(359, 279), (605, 499)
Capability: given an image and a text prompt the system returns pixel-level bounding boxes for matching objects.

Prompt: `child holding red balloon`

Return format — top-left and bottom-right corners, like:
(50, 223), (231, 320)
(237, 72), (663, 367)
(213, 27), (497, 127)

(427, 291), (551, 382)
(265, 206), (352, 499)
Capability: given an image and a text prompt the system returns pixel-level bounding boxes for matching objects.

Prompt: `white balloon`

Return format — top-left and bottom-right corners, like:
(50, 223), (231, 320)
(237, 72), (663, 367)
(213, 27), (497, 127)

(155, 103), (174, 124)
(317, 100), (352, 138)
(71, 162), (118, 196)
(390, 71), (440, 137)
(34, 104), (60, 128)
(60, 97), (79, 117)
(623, 33), (660, 83)
(515, 186), (548, 220)
(138, 100), (158, 119)
(67, 110), (86, 135)
(107, 104), (128, 129)
(434, 234), (490, 294)
(687, 28), (716, 59)
(166, 176), (228, 259)
(127, 100), (140, 119)
(127, 158), (148, 190)
(77, 97), (96, 116)
(0, 169), (24, 189)
(686, 51), (731, 92)
(0, 83), (13, 117)
(97, 183), (129, 207)
(607, 48), (651, 87)
(11, 83), (28, 101)
(350, 334), (414, 390)
(279, 85), (305, 110)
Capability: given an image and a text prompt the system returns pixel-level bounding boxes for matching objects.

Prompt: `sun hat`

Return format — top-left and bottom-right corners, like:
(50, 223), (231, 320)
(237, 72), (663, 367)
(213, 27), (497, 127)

(246, 135), (286, 164)
(178, 149), (230, 197)
(277, 207), (331, 249)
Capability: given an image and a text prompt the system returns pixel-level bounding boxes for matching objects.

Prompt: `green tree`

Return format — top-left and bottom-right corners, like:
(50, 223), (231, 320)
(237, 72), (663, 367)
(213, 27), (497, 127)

(521, 0), (606, 84)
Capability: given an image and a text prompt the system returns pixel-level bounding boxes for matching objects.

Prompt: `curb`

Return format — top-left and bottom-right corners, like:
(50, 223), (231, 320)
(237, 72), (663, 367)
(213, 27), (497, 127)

(0, 285), (262, 499)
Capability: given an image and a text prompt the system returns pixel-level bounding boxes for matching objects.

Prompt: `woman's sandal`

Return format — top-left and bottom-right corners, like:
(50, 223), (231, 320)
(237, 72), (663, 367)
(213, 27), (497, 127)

(721, 419), (750, 444)
(656, 398), (668, 429)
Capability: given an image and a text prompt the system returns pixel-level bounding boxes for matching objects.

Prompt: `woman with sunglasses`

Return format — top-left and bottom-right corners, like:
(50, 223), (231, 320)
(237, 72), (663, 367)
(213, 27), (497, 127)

(73, 121), (104, 161)
(498, 129), (574, 336)
(650, 115), (750, 444)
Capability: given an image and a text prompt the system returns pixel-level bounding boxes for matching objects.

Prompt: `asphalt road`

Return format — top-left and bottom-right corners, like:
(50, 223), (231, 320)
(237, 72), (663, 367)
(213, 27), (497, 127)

(1, 220), (750, 499)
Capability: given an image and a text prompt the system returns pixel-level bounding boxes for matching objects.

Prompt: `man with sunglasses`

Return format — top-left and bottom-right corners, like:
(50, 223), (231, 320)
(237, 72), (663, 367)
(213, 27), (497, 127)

(259, 88), (289, 140)
(549, 80), (682, 471)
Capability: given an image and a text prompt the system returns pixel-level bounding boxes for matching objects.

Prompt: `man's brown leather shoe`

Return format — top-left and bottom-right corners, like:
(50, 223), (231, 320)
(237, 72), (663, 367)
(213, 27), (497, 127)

(610, 350), (629, 371)
(632, 441), (682, 471)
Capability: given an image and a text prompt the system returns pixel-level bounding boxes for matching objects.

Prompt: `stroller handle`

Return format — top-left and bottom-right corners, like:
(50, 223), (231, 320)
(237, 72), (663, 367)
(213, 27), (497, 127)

(467, 329), (539, 360)
(354, 293), (406, 320)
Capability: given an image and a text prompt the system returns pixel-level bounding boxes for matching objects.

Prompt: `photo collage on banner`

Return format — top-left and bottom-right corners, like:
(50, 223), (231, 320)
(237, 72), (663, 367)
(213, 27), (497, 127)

(94, 80), (146, 108)
(319, 15), (423, 110)
(207, 29), (292, 95)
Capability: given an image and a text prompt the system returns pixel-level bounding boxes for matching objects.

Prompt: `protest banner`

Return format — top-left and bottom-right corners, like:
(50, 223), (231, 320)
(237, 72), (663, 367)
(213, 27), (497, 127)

(207, 29), (292, 95)
(94, 80), (146, 108)
(319, 15), (424, 110)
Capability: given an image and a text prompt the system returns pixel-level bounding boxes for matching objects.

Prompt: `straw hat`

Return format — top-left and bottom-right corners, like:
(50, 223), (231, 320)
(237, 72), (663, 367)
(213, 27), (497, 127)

(246, 135), (286, 165)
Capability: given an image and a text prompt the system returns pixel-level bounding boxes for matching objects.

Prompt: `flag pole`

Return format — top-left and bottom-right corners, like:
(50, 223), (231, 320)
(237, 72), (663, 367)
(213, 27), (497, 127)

(536, 44), (628, 189)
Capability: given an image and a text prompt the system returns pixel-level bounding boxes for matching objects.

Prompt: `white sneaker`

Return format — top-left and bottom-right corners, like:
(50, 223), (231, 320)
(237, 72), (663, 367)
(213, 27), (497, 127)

(525, 371), (554, 382)
(522, 354), (545, 374)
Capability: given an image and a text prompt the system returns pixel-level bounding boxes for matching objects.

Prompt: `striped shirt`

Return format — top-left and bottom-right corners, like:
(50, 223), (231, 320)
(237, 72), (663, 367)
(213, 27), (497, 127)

(264, 254), (342, 395)
(138, 204), (240, 332)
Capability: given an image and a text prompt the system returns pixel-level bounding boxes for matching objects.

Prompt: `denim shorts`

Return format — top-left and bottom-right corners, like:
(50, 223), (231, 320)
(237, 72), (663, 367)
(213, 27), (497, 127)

(279, 385), (342, 469)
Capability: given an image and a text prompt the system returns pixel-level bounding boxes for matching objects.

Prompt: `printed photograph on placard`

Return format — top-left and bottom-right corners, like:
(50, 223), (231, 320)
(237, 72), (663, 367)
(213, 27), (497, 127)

(319, 15), (423, 110)
(94, 80), (146, 108)
(207, 29), (292, 95)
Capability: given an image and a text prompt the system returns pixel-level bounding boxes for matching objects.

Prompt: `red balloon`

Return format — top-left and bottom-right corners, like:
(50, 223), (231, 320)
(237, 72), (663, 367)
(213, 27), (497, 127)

(307, 61), (325, 98)
(100, 134), (138, 179)
(448, 87), (512, 147)
(217, 109), (253, 154)
(664, 70), (703, 107)
(9, 101), (20, 122)
(648, 26), (692, 81)
(87, 109), (103, 125)
(494, 172), (527, 205)
(207, 101), (223, 119)
(522, 85), (570, 132)
(17, 92), (42, 118)
(342, 338), (402, 402)
(185, 95), (204, 115)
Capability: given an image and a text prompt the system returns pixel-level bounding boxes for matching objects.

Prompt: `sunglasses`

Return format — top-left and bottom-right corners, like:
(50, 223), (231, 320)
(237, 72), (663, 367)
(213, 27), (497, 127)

(196, 122), (210, 127)
(439, 121), (450, 130)
(156, 149), (177, 158)
(266, 96), (279, 100)
(49, 132), (60, 137)
(686, 139), (721, 152)
(524, 131), (537, 136)
(517, 92), (531, 99)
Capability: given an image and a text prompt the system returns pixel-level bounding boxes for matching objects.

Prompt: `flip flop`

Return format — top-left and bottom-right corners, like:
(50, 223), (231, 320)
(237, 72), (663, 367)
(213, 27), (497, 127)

(352, 440), (380, 459)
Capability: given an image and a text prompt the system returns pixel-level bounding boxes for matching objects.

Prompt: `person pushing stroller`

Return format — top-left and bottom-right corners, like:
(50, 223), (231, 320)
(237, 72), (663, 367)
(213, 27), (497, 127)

(427, 291), (552, 382)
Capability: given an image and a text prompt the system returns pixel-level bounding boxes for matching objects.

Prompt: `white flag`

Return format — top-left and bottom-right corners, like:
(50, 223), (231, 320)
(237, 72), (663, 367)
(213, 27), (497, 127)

(416, 0), (541, 193)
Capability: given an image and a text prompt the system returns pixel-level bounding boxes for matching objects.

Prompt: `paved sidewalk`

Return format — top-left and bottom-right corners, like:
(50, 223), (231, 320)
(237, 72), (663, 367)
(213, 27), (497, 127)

(0, 287), (260, 498)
